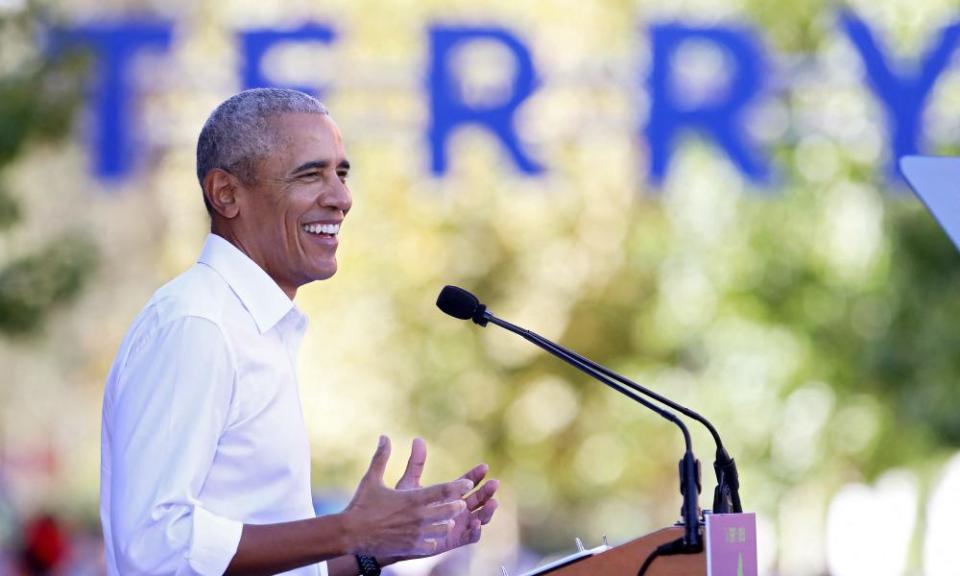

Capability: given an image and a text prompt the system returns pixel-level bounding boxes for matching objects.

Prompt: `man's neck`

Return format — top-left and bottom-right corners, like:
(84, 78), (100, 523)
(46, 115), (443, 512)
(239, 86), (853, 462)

(209, 227), (298, 300)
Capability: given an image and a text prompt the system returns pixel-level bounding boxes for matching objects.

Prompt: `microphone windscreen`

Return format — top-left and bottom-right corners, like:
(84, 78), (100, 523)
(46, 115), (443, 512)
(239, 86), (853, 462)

(436, 285), (480, 320)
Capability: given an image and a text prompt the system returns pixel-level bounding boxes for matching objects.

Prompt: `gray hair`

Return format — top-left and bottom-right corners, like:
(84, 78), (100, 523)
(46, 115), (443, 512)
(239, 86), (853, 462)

(196, 87), (329, 213)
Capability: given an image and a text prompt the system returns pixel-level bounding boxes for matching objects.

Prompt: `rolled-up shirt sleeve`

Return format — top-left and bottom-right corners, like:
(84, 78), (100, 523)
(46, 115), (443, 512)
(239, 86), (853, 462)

(108, 316), (241, 575)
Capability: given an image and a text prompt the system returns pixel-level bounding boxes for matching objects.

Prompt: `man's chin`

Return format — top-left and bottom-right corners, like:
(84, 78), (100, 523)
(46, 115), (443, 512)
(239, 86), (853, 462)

(309, 262), (338, 282)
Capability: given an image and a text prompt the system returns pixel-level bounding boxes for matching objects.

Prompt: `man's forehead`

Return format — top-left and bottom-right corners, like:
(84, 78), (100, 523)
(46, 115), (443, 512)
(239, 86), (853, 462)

(269, 112), (338, 137)
(267, 113), (347, 162)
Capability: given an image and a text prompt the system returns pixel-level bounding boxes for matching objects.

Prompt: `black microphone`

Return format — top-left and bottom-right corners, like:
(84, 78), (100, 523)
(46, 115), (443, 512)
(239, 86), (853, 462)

(437, 284), (741, 514)
(437, 285), (703, 551)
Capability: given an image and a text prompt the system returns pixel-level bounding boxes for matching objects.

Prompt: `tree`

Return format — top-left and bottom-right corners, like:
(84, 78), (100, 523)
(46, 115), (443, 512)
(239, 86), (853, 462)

(0, 5), (96, 336)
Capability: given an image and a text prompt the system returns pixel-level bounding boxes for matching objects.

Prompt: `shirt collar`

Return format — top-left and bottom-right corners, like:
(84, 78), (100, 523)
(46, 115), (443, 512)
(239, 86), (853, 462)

(197, 233), (298, 334)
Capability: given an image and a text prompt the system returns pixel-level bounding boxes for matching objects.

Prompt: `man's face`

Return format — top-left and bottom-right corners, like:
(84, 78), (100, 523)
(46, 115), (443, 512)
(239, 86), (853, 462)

(232, 113), (352, 297)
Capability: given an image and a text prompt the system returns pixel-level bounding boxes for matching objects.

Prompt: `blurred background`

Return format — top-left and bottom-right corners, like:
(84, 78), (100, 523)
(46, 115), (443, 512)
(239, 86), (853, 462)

(2, 0), (960, 574)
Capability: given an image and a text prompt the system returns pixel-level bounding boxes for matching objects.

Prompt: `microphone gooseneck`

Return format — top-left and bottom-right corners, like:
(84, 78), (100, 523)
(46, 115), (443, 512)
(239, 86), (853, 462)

(436, 285), (704, 550)
(435, 284), (742, 514)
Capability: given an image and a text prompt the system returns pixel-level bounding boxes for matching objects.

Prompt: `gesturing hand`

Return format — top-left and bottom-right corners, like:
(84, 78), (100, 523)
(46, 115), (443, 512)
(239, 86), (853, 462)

(343, 436), (475, 558)
(394, 437), (499, 555)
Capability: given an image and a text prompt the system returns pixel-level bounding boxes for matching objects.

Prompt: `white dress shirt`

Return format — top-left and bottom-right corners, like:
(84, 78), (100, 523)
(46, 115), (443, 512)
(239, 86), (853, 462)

(101, 234), (329, 576)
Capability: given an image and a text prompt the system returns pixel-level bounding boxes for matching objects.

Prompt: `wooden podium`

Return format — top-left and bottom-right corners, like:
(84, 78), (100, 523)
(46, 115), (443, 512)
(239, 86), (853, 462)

(544, 527), (705, 576)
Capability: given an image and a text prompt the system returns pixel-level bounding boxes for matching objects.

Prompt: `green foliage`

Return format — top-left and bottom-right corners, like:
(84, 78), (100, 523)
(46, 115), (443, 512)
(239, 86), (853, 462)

(866, 207), (960, 451)
(0, 8), (95, 336)
(0, 184), (21, 230)
(0, 234), (98, 334)
(0, 59), (82, 167)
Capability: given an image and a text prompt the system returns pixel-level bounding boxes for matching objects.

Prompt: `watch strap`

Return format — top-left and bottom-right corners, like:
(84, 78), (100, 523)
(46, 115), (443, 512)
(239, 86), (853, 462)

(355, 554), (381, 576)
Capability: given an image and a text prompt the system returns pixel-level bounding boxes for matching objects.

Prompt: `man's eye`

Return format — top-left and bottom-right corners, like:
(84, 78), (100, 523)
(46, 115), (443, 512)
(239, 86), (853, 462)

(298, 171), (322, 180)
(337, 172), (349, 182)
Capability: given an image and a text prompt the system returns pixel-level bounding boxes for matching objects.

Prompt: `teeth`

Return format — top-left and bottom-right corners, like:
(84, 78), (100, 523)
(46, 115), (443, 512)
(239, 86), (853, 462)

(302, 223), (340, 236)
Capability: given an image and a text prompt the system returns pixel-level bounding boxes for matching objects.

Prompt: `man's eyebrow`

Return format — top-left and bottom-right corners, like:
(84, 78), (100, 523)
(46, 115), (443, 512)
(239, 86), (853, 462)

(289, 159), (351, 175)
(289, 160), (330, 175)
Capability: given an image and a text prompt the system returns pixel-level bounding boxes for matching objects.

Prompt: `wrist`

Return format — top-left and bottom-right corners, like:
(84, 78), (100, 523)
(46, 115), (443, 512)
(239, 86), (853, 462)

(330, 512), (362, 556)
(375, 556), (398, 567)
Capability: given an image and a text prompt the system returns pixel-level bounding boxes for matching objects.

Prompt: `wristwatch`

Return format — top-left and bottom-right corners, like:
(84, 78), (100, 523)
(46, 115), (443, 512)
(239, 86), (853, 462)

(355, 554), (381, 576)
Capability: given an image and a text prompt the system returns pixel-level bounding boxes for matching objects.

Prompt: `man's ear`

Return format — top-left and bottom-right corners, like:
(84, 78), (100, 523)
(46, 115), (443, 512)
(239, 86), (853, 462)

(204, 168), (242, 219)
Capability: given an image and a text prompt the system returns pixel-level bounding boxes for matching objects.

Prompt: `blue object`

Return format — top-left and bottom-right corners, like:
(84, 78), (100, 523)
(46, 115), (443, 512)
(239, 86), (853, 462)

(645, 23), (771, 186)
(51, 23), (173, 179)
(900, 155), (960, 251)
(841, 12), (960, 180)
(427, 26), (544, 176)
(240, 24), (337, 95)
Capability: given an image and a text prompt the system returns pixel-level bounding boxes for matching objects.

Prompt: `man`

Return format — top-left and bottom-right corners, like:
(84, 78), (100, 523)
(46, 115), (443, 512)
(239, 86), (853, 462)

(100, 88), (499, 576)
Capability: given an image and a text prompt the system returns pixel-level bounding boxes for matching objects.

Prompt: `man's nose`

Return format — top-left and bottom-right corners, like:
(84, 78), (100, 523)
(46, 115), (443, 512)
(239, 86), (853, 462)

(323, 179), (352, 214)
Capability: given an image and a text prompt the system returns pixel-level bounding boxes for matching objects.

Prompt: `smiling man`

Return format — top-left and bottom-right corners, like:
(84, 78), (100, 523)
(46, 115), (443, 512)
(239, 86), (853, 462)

(100, 88), (498, 576)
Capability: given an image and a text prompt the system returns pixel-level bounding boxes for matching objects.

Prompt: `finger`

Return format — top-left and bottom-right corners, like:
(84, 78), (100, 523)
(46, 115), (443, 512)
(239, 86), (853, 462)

(465, 479), (499, 511)
(474, 498), (498, 525)
(423, 499), (467, 523)
(361, 435), (391, 485)
(396, 437), (427, 490)
(411, 478), (473, 505)
(459, 463), (489, 487)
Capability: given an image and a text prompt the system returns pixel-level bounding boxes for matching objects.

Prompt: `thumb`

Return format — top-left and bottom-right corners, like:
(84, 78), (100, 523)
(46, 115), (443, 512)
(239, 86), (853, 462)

(362, 435), (391, 485)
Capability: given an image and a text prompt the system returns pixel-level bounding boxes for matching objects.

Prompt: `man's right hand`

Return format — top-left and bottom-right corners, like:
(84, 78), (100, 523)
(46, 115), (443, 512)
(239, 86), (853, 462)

(341, 435), (474, 558)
